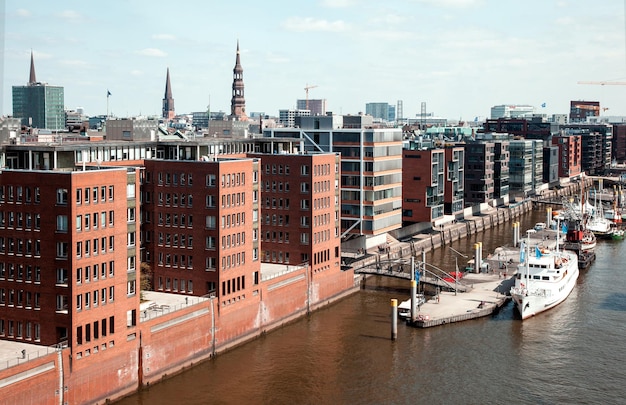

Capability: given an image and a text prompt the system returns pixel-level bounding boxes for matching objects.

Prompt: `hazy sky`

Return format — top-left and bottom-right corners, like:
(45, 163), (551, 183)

(2, 0), (626, 121)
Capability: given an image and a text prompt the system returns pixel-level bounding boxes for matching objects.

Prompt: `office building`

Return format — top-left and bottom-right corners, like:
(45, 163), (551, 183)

(12, 52), (65, 131)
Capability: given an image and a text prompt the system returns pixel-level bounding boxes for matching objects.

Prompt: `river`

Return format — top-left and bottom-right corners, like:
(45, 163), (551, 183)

(119, 209), (626, 405)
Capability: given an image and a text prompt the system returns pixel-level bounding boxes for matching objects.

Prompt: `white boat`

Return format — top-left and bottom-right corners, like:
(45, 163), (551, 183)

(534, 222), (547, 231)
(510, 231), (579, 320)
(397, 294), (426, 319)
(587, 216), (614, 239)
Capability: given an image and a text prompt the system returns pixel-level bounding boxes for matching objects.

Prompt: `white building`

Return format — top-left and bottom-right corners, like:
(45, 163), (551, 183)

(490, 105), (535, 119)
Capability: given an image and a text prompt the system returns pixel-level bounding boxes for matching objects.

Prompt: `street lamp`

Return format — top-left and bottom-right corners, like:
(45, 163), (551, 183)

(449, 247), (468, 296)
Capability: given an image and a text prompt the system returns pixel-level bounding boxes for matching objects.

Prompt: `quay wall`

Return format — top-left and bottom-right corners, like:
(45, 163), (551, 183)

(0, 266), (358, 405)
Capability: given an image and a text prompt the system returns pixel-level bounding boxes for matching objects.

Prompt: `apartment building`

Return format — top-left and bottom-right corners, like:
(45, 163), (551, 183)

(0, 167), (140, 354)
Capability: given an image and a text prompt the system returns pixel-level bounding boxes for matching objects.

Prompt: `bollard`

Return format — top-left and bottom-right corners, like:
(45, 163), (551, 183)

(391, 299), (398, 340)
(546, 207), (552, 226)
(512, 222), (519, 247)
(410, 280), (417, 322)
(473, 243), (480, 273)
(478, 242), (483, 273)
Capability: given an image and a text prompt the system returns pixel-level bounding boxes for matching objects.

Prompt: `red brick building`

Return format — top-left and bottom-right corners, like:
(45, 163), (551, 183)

(142, 158), (261, 306)
(249, 152), (342, 279)
(552, 133), (582, 178)
(0, 167), (140, 348)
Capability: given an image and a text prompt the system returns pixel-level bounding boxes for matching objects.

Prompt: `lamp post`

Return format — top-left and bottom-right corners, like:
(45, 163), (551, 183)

(449, 247), (468, 296)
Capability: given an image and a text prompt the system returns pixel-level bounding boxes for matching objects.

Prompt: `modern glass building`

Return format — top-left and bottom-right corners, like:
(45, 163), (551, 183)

(12, 84), (65, 130)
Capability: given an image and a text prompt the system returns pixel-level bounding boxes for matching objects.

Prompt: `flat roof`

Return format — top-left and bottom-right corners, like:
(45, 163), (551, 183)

(0, 339), (58, 371)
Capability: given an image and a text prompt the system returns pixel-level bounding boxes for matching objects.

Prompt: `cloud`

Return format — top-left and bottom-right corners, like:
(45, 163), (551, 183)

(152, 34), (176, 41)
(282, 17), (349, 32)
(136, 48), (168, 57)
(555, 16), (575, 25)
(56, 10), (84, 22)
(16, 9), (32, 17)
(319, 0), (357, 7)
(265, 52), (290, 64)
(60, 60), (90, 67)
(413, 0), (485, 8)
(130, 70), (144, 77)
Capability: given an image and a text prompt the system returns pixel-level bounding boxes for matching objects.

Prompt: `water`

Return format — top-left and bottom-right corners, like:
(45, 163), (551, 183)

(119, 210), (626, 405)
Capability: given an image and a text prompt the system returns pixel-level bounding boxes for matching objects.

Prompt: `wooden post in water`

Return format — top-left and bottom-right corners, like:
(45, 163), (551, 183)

(391, 299), (398, 340)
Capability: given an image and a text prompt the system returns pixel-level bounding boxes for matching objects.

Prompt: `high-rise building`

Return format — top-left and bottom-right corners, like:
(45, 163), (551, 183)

(365, 102), (390, 121)
(162, 68), (175, 121)
(12, 51), (65, 130)
(569, 100), (600, 123)
(296, 99), (327, 116)
(230, 41), (248, 121)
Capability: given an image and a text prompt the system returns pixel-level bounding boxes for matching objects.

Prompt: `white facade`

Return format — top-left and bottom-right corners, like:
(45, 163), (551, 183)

(490, 105), (535, 119)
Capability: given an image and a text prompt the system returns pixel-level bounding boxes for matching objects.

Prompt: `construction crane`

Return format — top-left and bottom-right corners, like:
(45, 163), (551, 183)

(304, 84), (318, 110)
(578, 81), (626, 85)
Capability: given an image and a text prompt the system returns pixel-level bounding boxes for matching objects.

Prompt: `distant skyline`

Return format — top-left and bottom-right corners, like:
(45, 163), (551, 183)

(2, 0), (626, 121)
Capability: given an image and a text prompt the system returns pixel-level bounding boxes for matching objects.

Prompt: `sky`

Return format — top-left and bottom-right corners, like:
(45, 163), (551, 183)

(2, 0), (626, 121)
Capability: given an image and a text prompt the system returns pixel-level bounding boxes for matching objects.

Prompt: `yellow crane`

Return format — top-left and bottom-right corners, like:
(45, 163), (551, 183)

(304, 84), (318, 110)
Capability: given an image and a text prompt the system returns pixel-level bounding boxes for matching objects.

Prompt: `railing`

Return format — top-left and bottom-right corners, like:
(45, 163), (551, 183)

(0, 341), (67, 371)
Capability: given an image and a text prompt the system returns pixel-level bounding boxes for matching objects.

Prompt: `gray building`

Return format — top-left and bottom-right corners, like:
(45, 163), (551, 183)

(508, 139), (543, 198)
(263, 115), (403, 242)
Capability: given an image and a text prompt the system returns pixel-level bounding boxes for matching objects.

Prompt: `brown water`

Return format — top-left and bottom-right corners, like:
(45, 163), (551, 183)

(119, 209), (626, 405)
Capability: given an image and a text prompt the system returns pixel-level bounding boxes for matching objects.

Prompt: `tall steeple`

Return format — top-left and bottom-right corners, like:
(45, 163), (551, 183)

(230, 40), (247, 121)
(29, 50), (37, 85)
(162, 67), (175, 121)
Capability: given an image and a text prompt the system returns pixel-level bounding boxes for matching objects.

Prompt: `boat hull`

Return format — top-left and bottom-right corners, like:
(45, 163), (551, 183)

(511, 265), (579, 320)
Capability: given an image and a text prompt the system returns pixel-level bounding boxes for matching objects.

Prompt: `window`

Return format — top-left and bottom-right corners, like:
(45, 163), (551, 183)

(127, 232), (135, 247)
(108, 186), (114, 200)
(127, 280), (136, 296)
(76, 189), (82, 204)
(57, 242), (69, 258)
(56, 188), (68, 204)
(127, 184), (136, 198)
(127, 208), (135, 223)
(56, 268), (68, 284)
(206, 216), (216, 229)
(76, 215), (82, 231)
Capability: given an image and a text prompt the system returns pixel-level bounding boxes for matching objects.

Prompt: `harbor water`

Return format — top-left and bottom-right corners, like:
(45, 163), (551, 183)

(118, 209), (626, 404)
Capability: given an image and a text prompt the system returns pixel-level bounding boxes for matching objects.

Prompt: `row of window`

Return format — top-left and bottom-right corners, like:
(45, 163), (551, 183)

(264, 197), (290, 210)
(156, 192), (193, 207)
(156, 172), (193, 186)
(75, 211), (116, 232)
(263, 181), (290, 193)
(0, 262), (41, 282)
(0, 319), (40, 341)
(0, 288), (41, 308)
(76, 287), (115, 310)
(264, 164), (291, 176)
(264, 231), (289, 243)
(264, 214), (290, 226)
(76, 261), (115, 284)
(157, 232), (193, 248)
(314, 196), (332, 210)
(314, 229), (333, 244)
(75, 186), (115, 205)
(156, 277), (194, 293)
(76, 237), (115, 258)
(76, 316), (115, 346)
(1, 185), (41, 204)
(157, 212), (193, 228)
(0, 238), (41, 256)
(222, 275), (245, 296)
(263, 250), (291, 264)
(0, 211), (41, 230)
(157, 253), (194, 269)
(221, 172), (245, 188)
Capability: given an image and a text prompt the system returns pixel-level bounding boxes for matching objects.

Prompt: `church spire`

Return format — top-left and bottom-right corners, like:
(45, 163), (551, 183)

(230, 40), (247, 121)
(29, 50), (37, 85)
(162, 67), (175, 120)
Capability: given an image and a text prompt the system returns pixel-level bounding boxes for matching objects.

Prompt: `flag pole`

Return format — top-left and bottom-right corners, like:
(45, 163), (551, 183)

(107, 90), (111, 118)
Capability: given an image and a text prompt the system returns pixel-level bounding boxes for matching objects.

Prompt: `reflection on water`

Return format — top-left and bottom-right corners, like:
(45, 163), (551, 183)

(119, 210), (626, 405)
